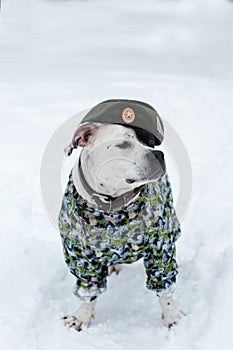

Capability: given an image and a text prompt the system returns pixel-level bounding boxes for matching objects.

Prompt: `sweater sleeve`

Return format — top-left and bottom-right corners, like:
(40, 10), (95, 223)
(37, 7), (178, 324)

(143, 174), (181, 295)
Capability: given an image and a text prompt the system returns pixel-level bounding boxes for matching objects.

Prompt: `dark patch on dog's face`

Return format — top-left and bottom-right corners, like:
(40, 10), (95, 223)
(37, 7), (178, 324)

(115, 141), (133, 149)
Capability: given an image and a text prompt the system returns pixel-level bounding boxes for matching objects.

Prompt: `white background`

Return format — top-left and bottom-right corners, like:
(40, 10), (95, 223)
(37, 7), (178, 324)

(0, 0), (233, 349)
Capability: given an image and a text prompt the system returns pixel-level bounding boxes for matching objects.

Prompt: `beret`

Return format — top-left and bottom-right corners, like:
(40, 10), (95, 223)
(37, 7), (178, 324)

(80, 99), (164, 147)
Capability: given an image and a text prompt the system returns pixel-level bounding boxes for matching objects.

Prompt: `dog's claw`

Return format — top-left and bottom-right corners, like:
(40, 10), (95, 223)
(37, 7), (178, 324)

(168, 322), (176, 329)
(64, 316), (84, 331)
(63, 300), (96, 331)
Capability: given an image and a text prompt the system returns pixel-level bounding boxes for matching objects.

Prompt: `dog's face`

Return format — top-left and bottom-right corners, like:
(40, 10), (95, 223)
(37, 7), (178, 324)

(69, 122), (164, 197)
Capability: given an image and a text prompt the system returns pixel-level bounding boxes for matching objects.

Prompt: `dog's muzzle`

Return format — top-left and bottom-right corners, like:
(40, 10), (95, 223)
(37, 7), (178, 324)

(78, 158), (145, 211)
(78, 150), (166, 211)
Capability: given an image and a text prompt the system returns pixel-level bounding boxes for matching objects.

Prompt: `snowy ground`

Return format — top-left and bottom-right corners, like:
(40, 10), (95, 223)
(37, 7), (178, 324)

(0, 0), (233, 349)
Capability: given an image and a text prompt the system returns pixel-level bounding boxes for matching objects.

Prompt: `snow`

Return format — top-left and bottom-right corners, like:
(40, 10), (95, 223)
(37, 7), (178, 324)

(0, 0), (233, 349)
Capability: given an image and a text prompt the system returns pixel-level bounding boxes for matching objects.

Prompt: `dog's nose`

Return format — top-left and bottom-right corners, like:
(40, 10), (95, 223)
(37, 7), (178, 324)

(125, 178), (136, 184)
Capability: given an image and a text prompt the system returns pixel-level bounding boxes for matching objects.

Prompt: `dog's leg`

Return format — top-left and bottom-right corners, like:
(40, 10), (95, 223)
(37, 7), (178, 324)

(159, 296), (185, 328)
(108, 265), (121, 276)
(63, 299), (97, 331)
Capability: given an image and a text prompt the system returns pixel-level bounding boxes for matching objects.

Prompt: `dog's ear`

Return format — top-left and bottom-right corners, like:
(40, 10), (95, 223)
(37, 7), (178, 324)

(65, 122), (101, 156)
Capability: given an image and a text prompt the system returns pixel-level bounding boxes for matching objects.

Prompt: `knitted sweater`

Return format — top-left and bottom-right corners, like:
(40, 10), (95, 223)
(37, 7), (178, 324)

(58, 171), (181, 302)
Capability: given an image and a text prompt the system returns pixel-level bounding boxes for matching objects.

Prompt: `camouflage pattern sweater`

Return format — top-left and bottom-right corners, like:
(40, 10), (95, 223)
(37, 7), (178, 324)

(58, 171), (181, 302)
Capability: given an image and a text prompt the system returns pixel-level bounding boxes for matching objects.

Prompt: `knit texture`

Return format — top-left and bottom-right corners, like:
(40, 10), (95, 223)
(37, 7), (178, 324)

(58, 171), (181, 302)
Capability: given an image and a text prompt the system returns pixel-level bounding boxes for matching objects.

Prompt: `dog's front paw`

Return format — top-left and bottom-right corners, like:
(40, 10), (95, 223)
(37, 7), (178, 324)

(159, 296), (185, 328)
(63, 301), (96, 331)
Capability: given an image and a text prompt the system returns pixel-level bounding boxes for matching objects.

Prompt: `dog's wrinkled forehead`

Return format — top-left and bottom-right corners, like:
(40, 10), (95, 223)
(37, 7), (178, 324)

(65, 122), (149, 156)
(91, 124), (137, 147)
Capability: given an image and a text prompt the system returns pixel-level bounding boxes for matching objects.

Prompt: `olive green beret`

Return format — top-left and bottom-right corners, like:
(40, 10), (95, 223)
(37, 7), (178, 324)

(81, 99), (164, 147)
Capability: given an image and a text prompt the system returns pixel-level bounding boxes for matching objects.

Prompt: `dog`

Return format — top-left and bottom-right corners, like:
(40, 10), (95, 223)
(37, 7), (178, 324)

(58, 100), (184, 331)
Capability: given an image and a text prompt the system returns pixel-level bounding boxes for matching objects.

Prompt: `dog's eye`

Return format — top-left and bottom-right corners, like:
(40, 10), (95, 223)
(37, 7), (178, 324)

(115, 141), (133, 149)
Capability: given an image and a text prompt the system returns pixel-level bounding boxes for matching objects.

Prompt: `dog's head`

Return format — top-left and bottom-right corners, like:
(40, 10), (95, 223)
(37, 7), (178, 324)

(65, 122), (165, 197)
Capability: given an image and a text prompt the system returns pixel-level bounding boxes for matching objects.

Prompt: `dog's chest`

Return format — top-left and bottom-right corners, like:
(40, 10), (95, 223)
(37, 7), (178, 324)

(61, 172), (167, 252)
(75, 192), (149, 251)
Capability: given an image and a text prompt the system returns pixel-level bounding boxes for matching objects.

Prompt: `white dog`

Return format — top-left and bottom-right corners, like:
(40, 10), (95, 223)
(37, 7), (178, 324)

(59, 100), (184, 331)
